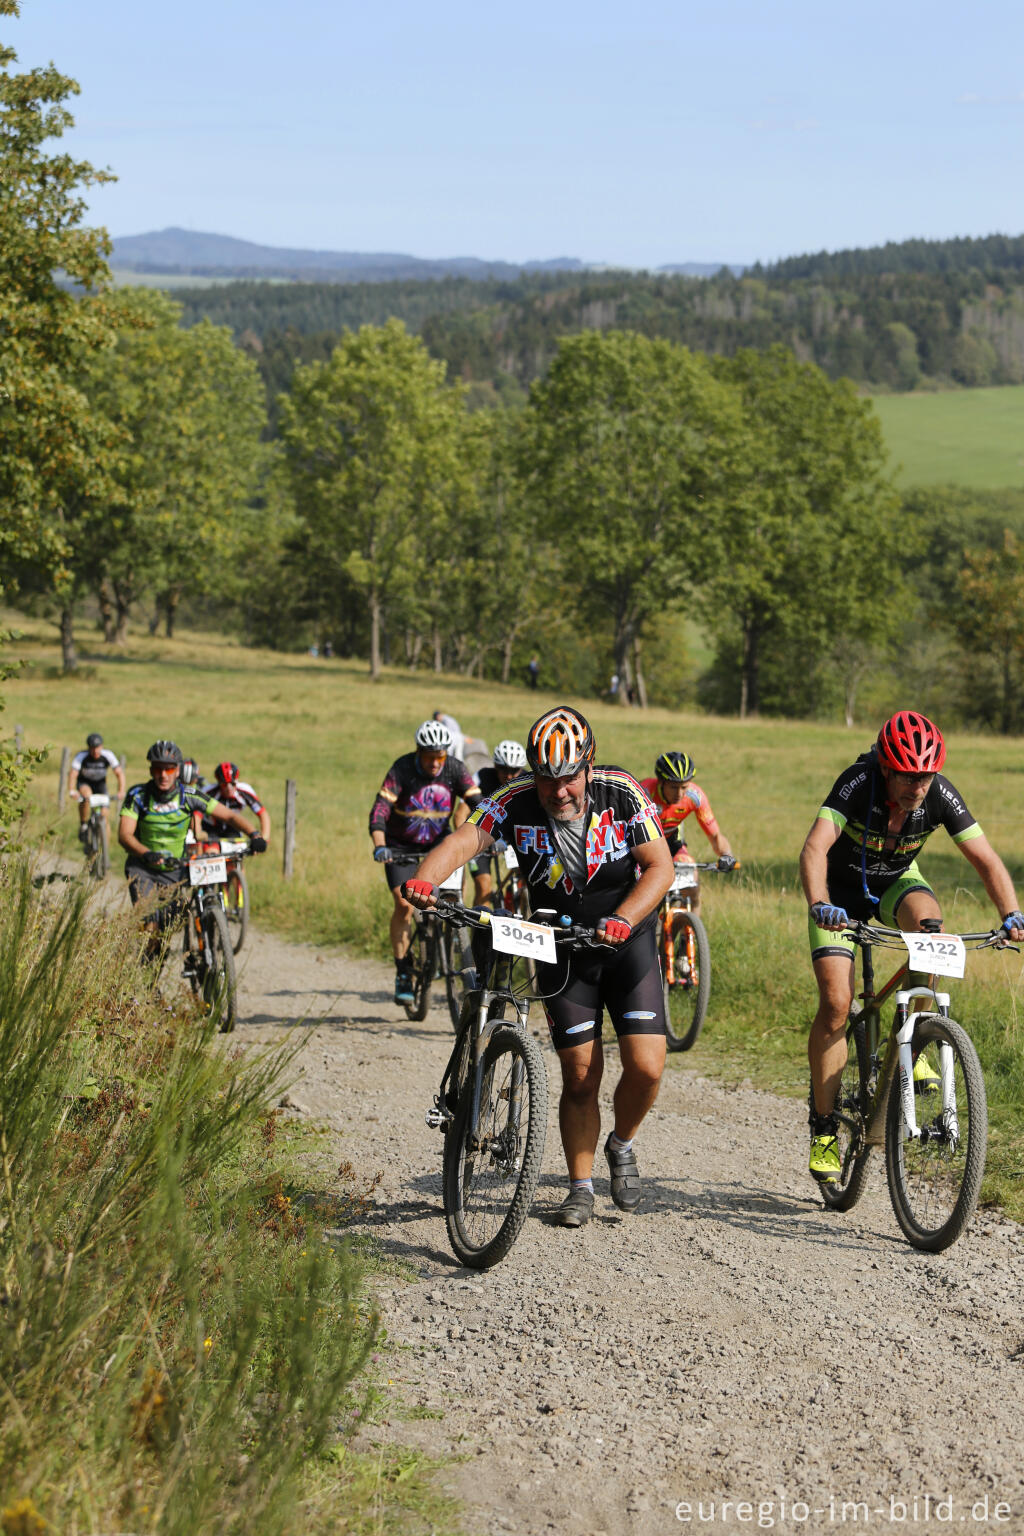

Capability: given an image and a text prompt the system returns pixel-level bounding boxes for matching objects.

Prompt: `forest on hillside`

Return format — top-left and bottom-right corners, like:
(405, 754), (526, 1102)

(172, 255), (1024, 424)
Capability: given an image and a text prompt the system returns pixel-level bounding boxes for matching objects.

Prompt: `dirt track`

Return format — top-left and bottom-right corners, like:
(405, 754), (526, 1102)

(227, 924), (1024, 1536)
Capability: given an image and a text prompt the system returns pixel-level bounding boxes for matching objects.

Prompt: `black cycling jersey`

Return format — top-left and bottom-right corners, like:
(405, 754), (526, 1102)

(476, 766), (502, 799)
(73, 747), (120, 789)
(468, 765), (664, 931)
(818, 750), (982, 895)
(369, 752), (479, 850)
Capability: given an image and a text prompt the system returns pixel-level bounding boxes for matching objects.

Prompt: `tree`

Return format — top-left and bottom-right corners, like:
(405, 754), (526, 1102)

(0, 0), (118, 657)
(702, 347), (902, 718)
(951, 533), (1024, 734)
(522, 331), (741, 705)
(279, 320), (471, 678)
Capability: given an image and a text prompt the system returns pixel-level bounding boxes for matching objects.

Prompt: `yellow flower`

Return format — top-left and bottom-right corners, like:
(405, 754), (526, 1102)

(203, 1336), (213, 1352)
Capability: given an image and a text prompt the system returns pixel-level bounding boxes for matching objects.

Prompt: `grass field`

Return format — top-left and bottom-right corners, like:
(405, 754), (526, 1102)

(6, 613), (1024, 1217)
(871, 384), (1024, 488)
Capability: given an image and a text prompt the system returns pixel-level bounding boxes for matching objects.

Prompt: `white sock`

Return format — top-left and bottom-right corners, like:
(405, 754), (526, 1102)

(570, 1178), (594, 1194)
(609, 1132), (633, 1153)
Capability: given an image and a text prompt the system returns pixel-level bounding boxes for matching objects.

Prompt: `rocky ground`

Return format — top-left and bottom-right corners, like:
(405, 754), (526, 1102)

(231, 926), (1024, 1536)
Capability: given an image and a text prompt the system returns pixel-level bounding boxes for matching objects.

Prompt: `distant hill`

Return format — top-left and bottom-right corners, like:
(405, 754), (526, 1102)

(111, 227), (590, 283)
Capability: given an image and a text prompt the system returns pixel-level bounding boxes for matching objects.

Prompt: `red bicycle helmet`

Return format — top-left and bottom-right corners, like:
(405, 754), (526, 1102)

(877, 711), (946, 774)
(215, 761), (239, 785)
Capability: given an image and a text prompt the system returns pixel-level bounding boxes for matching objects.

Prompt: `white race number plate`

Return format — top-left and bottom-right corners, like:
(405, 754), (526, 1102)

(189, 857), (227, 887)
(671, 865), (698, 891)
(902, 932), (966, 979)
(489, 915), (556, 963)
(502, 844), (519, 872)
(439, 867), (464, 894)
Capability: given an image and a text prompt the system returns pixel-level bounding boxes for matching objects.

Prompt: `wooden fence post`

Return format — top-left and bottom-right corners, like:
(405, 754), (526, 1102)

(283, 779), (297, 879)
(58, 746), (70, 811)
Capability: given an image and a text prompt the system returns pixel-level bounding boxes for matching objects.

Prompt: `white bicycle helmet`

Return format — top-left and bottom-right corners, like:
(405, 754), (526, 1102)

(415, 719), (453, 751)
(493, 739), (527, 769)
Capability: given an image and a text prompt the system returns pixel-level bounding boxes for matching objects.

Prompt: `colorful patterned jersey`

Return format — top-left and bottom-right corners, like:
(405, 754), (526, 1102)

(369, 752), (479, 849)
(120, 782), (218, 856)
(641, 777), (720, 851)
(817, 752), (982, 892)
(469, 766), (664, 928)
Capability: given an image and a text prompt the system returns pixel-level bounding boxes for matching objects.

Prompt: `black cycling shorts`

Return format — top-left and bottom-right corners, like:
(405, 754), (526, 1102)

(540, 924), (666, 1051)
(386, 854), (425, 893)
(77, 773), (109, 795)
(125, 858), (186, 929)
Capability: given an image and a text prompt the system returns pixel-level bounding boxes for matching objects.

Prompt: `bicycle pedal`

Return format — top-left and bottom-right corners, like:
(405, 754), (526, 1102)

(425, 1104), (453, 1131)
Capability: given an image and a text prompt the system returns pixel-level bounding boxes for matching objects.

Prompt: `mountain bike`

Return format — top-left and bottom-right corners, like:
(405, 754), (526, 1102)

(78, 792), (111, 880)
(424, 898), (608, 1268)
(181, 842), (239, 1032)
(386, 848), (468, 1028)
(815, 919), (1004, 1252)
(658, 860), (723, 1052)
(217, 837), (252, 955)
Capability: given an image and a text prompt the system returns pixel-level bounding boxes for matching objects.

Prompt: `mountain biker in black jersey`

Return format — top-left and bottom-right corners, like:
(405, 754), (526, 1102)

(462, 739), (529, 906)
(202, 761), (271, 844)
(369, 720), (481, 1005)
(68, 734), (125, 841)
(800, 709), (1024, 1183)
(404, 706), (675, 1229)
(119, 741), (265, 949)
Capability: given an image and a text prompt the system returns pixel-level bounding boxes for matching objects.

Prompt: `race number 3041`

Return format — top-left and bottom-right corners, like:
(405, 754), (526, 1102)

(490, 915), (556, 963)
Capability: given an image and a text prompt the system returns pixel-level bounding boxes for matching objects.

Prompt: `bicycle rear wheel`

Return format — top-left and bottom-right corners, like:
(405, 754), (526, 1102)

(443, 1024), (547, 1269)
(885, 1014), (987, 1252)
(202, 904), (238, 1033)
(223, 865), (249, 954)
(815, 1012), (871, 1212)
(664, 911), (710, 1052)
(404, 918), (435, 1022)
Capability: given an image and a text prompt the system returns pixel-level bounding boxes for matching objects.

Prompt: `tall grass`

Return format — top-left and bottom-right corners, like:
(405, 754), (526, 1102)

(0, 857), (387, 1534)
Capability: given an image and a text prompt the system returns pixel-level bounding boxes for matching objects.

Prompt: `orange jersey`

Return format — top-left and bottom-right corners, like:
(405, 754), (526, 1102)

(641, 778), (720, 845)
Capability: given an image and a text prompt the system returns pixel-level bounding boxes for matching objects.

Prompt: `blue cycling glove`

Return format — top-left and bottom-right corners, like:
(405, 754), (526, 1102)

(810, 900), (849, 931)
(373, 847), (393, 863)
(1000, 910), (1024, 935)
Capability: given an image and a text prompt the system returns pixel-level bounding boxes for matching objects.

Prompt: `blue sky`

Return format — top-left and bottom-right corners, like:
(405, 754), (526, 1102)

(8, 0), (1023, 266)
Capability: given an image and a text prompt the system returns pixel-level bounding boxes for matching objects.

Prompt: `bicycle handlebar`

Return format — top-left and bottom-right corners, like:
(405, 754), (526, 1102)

(841, 920), (1013, 951)
(431, 895), (611, 950)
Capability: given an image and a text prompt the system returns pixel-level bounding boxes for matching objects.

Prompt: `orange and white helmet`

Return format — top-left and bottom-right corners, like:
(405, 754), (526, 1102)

(526, 707), (595, 779)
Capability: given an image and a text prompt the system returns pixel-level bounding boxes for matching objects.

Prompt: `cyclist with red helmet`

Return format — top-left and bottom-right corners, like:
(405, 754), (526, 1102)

(800, 710), (1024, 1183)
(205, 761), (271, 844)
(404, 706), (675, 1229)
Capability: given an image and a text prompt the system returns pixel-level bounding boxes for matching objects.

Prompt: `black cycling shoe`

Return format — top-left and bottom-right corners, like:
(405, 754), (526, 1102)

(604, 1134), (642, 1211)
(554, 1187), (595, 1228)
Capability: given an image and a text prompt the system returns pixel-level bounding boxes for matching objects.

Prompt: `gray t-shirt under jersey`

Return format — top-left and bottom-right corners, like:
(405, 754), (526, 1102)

(552, 811), (588, 888)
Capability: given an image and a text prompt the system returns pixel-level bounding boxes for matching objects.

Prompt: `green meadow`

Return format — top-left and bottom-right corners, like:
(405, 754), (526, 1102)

(7, 615), (1024, 1215)
(871, 384), (1024, 488)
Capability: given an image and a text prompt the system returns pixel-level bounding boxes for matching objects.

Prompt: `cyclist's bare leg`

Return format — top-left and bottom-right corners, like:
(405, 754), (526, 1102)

(472, 871), (493, 906)
(390, 889), (414, 961)
(612, 1033), (666, 1141)
(78, 784), (92, 827)
(808, 954), (856, 1117)
(894, 888), (943, 931)
(556, 1038), (605, 1180)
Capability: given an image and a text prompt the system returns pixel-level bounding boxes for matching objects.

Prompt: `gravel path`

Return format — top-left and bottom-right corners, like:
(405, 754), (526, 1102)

(229, 925), (1024, 1535)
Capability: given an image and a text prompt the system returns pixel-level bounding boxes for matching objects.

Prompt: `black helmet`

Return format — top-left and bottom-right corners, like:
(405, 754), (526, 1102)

(86, 732), (103, 749)
(146, 740), (183, 767)
(655, 750), (695, 784)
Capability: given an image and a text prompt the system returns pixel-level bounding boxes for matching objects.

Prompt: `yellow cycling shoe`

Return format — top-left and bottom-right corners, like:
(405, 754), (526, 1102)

(913, 1054), (941, 1094)
(809, 1131), (841, 1182)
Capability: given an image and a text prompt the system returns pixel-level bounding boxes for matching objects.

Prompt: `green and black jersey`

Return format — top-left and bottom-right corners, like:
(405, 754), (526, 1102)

(120, 781), (218, 858)
(817, 751), (982, 908)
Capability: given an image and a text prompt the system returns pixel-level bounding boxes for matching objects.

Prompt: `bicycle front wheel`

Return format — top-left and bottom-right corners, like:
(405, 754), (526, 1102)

(664, 911), (710, 1052)
(405, 919), (435, 1022)
(885, 1014), (987, 1252)
(223, 865), (249, 954)
(87, 815), (109, 879)
(815, 1012), (871, 1212)
(443, 1025), (548, 1269)
(443, 924), (475, 1034)
(202, 904), (238, 1033)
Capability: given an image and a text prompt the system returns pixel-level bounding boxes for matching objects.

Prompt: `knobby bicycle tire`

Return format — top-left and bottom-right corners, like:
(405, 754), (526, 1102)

(815, 1012), (871, 1212)
(202, 903), (238, 1033)
(405, 919), (435, 1023)
(884, 1013), (987, 1252)
(663, 911), (711, 1052)
(224, 866), (250, 955)
(443, 1024), (547, 1270)
(86, 814), (109, 880)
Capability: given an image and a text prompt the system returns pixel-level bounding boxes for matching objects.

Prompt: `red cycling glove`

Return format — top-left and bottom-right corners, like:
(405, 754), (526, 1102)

(403, 878), (438, 905)
(598, 915), (632, 945)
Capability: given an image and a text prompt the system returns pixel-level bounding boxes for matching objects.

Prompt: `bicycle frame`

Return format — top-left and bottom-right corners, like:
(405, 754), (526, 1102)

(431, 938), (529, 1146)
